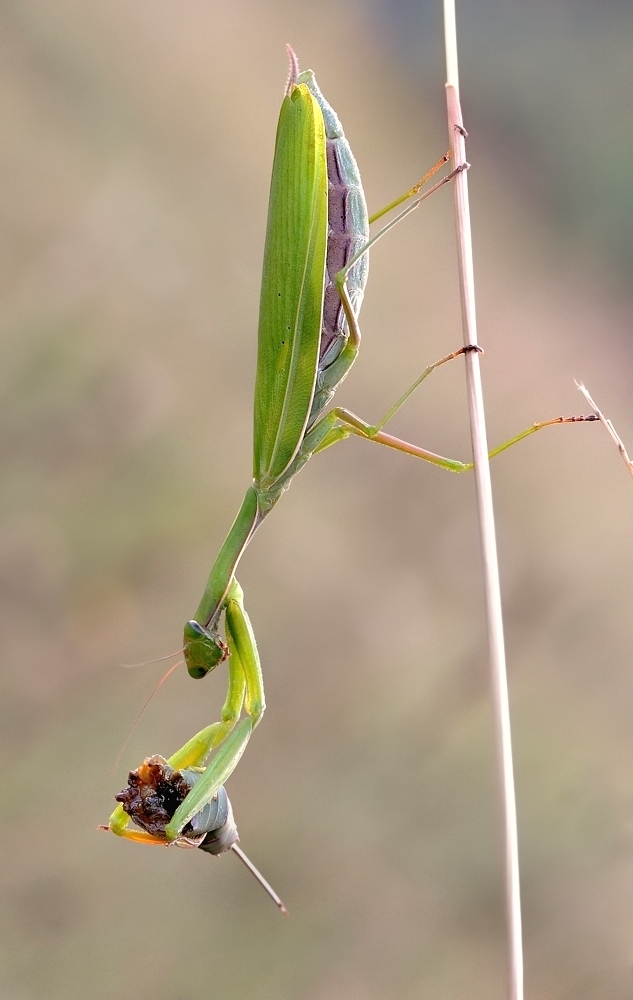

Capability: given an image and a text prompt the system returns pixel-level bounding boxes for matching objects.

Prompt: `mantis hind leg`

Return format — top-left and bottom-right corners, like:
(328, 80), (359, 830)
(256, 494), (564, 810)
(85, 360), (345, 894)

(298, 367), (597, 474)
(327, 405), (597, 472)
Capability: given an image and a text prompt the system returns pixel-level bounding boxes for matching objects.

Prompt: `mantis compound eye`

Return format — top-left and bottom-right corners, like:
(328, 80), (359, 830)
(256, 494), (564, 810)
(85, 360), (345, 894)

(183, 620), (229, 678)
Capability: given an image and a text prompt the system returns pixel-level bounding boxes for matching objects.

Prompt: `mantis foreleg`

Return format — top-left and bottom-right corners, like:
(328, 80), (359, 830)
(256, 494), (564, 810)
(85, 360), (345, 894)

(164, 579), (264, 840)
(108, 579), (259, 840)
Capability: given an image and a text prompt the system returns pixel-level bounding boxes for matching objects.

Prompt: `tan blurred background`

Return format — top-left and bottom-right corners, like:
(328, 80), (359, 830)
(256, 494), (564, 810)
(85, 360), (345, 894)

(1, 1), (633, 998)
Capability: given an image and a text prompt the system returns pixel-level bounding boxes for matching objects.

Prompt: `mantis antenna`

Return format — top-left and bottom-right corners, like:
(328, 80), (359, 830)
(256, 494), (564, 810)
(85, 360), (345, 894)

(231, 844), (288, 914)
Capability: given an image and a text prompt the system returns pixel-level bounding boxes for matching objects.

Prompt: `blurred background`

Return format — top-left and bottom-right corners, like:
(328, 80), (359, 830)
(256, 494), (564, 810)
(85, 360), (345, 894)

(1, 1), (632, 998)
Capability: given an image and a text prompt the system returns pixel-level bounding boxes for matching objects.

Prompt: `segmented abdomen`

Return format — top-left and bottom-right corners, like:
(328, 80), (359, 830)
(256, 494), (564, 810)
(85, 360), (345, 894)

(299, 71), (369, 404)
(321, 139), (369, 363)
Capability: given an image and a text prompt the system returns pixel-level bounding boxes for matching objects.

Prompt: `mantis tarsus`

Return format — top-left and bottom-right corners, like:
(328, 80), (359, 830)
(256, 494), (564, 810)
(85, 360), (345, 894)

(107, 47), (596, 873)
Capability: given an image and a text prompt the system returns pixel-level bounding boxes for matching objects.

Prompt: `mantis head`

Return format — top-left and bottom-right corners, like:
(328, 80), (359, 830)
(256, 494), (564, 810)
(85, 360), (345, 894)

(183, 620), (229, 678)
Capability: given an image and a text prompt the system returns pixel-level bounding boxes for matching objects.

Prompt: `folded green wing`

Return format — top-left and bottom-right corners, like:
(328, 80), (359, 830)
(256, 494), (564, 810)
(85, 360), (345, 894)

(253, 83), (328, 490)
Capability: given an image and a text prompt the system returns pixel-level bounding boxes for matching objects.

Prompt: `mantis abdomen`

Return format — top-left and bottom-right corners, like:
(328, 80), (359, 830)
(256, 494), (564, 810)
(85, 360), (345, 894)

(297, 70), (370, 426)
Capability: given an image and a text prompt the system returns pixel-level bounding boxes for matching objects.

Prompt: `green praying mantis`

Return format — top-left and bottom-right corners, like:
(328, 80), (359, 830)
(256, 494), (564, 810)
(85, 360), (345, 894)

(106, 47), (595, 862)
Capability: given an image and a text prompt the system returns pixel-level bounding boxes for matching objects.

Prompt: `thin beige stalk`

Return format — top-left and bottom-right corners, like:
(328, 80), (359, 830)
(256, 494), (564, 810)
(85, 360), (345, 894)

(442, 5), (523, 999)
(576, 381), (633, 479)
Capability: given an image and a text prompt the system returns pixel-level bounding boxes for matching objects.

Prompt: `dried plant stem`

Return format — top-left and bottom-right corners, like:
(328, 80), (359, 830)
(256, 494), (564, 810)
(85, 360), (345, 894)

(442, 5), (523, 1000)
(576, 381), (633, 480)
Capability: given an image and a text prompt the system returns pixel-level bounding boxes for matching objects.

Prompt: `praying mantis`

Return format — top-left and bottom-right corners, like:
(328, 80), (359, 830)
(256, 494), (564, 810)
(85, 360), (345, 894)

(106, 47), (595, 867)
